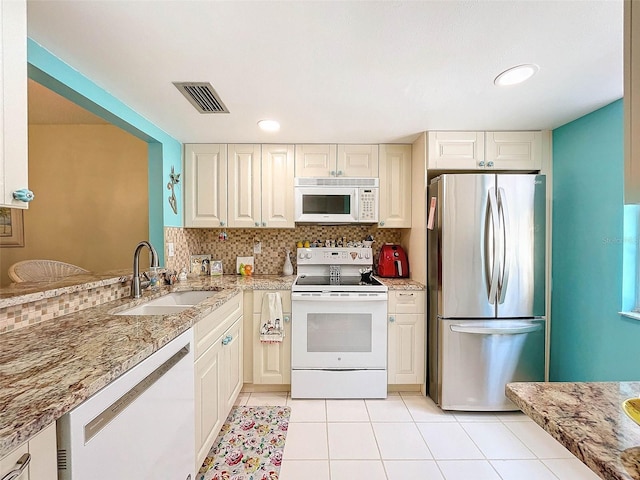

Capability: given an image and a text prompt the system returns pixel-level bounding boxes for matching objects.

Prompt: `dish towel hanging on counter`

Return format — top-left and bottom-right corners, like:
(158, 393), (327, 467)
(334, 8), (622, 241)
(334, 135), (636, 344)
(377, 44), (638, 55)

(260, 292), (284, 343)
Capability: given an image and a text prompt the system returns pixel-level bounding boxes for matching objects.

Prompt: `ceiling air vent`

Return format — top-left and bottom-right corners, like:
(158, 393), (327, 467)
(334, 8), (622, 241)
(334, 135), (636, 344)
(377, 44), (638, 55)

(173, 82), (229, 114)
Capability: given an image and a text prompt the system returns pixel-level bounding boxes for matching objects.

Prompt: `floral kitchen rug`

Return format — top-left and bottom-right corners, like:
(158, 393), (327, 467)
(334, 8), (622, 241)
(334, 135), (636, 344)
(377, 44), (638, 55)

(198, 405), (291, 480)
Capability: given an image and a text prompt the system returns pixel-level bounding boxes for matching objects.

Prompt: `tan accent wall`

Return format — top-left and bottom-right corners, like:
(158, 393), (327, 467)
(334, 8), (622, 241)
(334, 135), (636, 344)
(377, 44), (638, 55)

(0, 125), (148, 286)
(401, 132), (427, 285)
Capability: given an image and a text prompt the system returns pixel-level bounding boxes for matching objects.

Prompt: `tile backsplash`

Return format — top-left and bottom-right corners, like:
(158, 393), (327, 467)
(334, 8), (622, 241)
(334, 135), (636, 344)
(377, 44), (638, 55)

(165, 226), (403, 275)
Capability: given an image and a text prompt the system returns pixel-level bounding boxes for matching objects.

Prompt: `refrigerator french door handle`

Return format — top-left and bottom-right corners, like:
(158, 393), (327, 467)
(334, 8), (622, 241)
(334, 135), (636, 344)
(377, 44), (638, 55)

(497, 187), (511, 304)
(486, 188), (500, 304)
(450, 323), (542, 335)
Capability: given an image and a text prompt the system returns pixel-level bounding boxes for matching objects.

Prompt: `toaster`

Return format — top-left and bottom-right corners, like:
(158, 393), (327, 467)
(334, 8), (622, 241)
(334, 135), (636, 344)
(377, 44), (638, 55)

(377, 244), (409, 278)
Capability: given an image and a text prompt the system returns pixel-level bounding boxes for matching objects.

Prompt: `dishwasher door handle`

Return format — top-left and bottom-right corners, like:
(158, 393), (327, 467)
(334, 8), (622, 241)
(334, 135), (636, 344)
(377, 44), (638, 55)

(1, 454), (30, 480)
(450, 323), (542, 335)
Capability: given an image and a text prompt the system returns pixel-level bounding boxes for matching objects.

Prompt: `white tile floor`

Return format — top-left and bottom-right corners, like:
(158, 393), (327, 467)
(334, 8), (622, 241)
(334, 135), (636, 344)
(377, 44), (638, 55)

(235, 391), (601, 480)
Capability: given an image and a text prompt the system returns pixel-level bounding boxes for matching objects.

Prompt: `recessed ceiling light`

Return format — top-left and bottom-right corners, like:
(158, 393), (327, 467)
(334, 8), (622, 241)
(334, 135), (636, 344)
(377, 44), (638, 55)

(494, 64), (539, 87)
(258, 119), (280, 132)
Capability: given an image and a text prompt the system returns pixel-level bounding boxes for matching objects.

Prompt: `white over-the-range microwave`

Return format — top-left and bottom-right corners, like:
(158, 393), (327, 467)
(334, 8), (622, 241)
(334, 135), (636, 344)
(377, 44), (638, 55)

(294, 177), (379, 224)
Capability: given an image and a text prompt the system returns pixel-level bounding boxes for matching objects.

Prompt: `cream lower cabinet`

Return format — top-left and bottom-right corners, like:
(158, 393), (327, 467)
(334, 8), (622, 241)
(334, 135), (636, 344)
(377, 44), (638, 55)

(252, 290), (292, 384)
(379, 144), (412, 228)
(387, 291), (426, 385)
(0, 423), (57, 480)
(194, 292), (243, 471)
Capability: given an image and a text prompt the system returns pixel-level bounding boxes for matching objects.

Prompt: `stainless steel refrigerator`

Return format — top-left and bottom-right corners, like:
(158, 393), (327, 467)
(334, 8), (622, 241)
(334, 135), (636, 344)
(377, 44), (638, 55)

(427, 174), (546, 411)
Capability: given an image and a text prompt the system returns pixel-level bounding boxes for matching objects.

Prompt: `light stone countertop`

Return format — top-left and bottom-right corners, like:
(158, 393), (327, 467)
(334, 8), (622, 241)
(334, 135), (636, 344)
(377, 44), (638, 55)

(507, 382), (640, 480)
(0, 273), (422, 457)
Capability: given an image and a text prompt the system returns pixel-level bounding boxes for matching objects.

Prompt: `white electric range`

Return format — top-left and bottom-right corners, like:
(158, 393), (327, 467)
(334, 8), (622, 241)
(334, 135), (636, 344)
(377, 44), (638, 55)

(290, 247), (388, 399)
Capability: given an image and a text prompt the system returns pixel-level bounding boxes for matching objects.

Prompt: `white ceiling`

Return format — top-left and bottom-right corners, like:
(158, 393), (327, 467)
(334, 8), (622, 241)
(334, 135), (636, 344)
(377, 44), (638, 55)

(26, 0), (623, 144)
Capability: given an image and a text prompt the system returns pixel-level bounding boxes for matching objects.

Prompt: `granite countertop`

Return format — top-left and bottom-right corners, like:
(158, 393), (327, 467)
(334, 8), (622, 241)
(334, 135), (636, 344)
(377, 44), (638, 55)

(507, 382), (640, 480)
(0, 273), (422, 457)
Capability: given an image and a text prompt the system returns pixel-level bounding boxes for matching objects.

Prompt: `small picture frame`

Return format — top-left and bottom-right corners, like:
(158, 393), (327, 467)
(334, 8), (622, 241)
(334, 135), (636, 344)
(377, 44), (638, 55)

(190, 254), (211, 276)
(210, 260), (223, 276)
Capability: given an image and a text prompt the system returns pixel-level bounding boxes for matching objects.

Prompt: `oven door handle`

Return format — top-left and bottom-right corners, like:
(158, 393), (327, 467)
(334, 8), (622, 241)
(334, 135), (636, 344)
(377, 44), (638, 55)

(291, 293), (387, 301)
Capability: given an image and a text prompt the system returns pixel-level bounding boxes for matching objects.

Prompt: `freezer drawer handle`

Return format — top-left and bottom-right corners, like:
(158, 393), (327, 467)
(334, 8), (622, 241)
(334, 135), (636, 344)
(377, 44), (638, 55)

(1, 453), (30, 480)
(83, 343), (190, 443)
(450, 323), (542, 335)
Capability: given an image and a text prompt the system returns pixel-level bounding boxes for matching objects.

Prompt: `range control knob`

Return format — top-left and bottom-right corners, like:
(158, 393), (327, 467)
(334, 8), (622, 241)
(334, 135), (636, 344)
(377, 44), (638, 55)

(299, 252), (305, 260)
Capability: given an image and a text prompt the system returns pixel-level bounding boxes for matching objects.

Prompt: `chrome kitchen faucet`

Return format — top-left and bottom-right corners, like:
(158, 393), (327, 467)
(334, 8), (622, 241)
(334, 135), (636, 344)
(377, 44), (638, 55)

(131, 241), (159, 298)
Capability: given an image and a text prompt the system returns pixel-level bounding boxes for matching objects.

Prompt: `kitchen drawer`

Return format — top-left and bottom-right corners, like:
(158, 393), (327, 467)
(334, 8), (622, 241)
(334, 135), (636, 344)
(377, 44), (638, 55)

(194, 292), (242, 358)
(388, 291), (425, 314)
(252, 290), (291, 314)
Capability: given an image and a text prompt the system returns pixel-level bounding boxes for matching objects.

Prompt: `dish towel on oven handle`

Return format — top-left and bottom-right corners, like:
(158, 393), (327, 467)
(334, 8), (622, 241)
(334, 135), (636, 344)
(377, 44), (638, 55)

(260, 292), (284, 343)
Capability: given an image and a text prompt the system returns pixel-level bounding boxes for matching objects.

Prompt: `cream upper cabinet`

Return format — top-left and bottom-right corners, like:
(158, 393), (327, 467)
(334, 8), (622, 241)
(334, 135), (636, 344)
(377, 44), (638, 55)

(184, 144), (228, 227)
(387, 291), (425, 385)
(0, 0), (31, 208)
(261, 144), (295, 228)
(378, 144), (412, 228)
(295, 144), (337, 177)
(625, 0), (640, 203)
(337, 144), (379, 177)
(228, 144), (262, 228)
(0, 423), (57, 480)
(427, 131), (484, 169)
(295, 144), (378, 177)
(485, 131), (542, 170)
(228, 144), (295, 228)
(428, 131), (543, 171)
(253, 290), (292, 384)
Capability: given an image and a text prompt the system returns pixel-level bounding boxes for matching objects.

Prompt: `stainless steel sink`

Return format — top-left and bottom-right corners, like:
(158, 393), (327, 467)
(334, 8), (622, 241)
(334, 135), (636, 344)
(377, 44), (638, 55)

(114, 290), (220, 316)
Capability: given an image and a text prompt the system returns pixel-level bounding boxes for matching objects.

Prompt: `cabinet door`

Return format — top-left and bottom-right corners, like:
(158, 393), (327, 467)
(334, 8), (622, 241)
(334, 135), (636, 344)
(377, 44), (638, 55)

(0, 443), (29, 480)
(220, 319), (243, 416)
(184, 144), (228, 227)
(337, 144), (379, 177)
(228, 144), (262, 227)
(379, 144), (411, 228)
(388, 313), (425, 384)
(27, 424), (57, 480)
(252, 290), (292, 384)
(0, 0), (29, 208)
(485, 131), (542, 170)
(261, 144), (295, 228)
(195, 338), (223, 469)
(427, 131), (484, 169)
(294, 144), (337, 177)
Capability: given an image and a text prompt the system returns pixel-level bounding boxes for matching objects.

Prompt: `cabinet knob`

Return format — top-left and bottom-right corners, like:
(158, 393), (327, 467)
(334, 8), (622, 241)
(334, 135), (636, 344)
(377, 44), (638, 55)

(12, 189), (34, 203)
(284, 315), (290, 323)
(255, 222), (260, 227)
(1, 452), (30, 480)
(262, 222), (267, 227)
(379, 220), (385, 226)
(389, 316), (395, 323)
(222, 335), (233, 345)
(330, 170), (336, 176)
(337, 170), (343, 176)
(478, 161), (485, 167)
(220, 221), (225, 226)
(487, 161), (494, 167)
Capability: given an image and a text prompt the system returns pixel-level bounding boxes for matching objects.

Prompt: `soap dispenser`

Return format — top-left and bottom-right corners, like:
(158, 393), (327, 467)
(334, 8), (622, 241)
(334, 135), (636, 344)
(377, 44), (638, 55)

(283, 249), (294, 276)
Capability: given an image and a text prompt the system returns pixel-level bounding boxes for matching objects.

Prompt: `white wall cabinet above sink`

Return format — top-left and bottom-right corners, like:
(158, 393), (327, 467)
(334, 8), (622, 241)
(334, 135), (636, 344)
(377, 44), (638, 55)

(427, 131), (545, 171)
(0, 0), (31, 209)
(184, 143), (294, 228)
(295, 144), (379, 177)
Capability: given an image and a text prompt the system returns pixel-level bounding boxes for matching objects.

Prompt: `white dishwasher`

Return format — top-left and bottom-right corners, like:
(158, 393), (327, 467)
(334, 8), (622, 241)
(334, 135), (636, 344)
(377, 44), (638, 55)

(57, 329), (195, 480)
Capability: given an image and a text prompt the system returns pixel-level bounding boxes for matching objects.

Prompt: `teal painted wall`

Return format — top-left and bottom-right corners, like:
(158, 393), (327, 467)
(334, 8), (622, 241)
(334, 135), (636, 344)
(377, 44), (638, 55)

(550, 99), (640, 381)
(26, 39), (184, 264)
